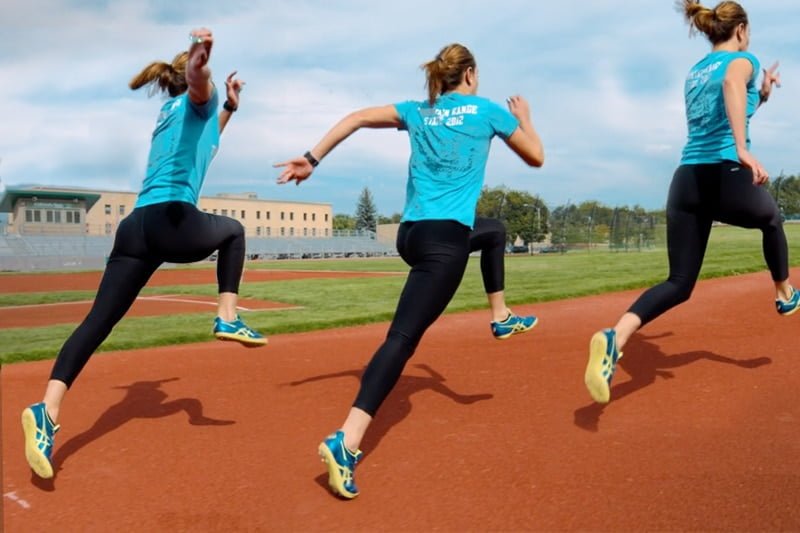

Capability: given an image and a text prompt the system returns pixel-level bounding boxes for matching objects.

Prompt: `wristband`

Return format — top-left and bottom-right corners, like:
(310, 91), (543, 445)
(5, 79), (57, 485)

(223, 100), (237, 113)
(303, 151), (320, 167)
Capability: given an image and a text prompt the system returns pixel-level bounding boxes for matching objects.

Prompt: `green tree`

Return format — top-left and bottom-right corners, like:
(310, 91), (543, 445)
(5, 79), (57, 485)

(377, 212), (403, 225)
(476, 186), (549, 244)
(355, 187), (378, 232)
(767, 174), (800, 218)
(333, 214), (356, 230)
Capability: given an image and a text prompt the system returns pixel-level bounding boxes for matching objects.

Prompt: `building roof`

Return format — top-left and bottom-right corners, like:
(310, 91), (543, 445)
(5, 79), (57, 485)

(0, 188), (101, 213)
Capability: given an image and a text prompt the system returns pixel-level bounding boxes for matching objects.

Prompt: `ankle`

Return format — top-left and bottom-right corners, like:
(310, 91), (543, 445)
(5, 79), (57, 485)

(493, 310), (511, 323)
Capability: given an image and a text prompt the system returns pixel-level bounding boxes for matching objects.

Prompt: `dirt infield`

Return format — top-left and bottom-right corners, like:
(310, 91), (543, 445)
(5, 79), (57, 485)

(0, 268), (399, 294)
(3, 268), (800, 531)
(0, 295), (296, 329)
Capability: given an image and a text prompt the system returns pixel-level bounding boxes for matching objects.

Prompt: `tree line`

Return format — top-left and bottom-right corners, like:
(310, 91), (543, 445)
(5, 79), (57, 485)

(337, 175), (800, 245)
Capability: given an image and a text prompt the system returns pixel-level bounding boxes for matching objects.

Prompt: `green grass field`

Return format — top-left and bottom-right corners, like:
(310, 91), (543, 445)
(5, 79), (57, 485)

(1, 224), (798, 364)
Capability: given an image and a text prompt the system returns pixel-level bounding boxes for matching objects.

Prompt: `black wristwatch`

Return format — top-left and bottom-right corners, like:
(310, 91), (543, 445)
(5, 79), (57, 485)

(303, 151), (320, 167)
(223, 100), (238, 112)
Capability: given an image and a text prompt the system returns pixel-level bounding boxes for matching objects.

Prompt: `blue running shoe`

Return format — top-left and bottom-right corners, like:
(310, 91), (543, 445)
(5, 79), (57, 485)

(491, 312), (538, 340)
(776, 287), (800, 316)
(213, 315), (267, 347)
(318, 430), (362, 499)
(584, 329), (623, 404)
(21, 402), (60, 479)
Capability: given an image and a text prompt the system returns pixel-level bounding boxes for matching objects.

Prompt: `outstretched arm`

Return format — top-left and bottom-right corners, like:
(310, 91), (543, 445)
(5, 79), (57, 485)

(275, 105), (401, 186)
(186, 28), (214, 105)
(503, 96), (544, 167)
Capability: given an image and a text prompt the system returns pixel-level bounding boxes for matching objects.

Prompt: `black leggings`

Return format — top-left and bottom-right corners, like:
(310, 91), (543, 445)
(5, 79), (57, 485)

(51, 201), (246, 387)
(470, 217), (505, 294)
(629, 162), (789, 326)
(353, 220), (471, 416)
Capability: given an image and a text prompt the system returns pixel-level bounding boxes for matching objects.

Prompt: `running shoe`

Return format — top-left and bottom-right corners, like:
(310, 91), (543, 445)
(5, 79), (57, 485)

(318, 430), (362, 499)
(21, 402), (60, 479)
(213, 315), (267, 346)
(491, 312), (538, 340)
(776, 287), (800, 316)
(584, 328), (623, 404)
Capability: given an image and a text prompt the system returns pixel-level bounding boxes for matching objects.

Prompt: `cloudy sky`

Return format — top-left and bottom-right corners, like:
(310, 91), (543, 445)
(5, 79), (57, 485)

(1, 0), (798, 215)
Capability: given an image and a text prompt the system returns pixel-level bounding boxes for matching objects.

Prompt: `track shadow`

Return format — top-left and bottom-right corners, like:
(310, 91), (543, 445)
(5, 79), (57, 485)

(287, 363), (493, 497)
(574, 332), (772, 433)
(32, 377), (234, 490)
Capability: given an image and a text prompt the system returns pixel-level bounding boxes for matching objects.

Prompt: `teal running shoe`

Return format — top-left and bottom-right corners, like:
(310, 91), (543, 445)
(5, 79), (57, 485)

(584, 329), (623, 404)
(776, 287), (800, 316)
(21, 402), (60, 479)
(318, 430), (362, 499)
(491, 312), (538, 340)
(213, 315), (267, 346)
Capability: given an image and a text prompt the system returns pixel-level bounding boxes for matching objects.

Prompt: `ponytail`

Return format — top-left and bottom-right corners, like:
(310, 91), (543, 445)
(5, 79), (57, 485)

(421, 44), (476, 106)
(129, 52), (189, 97)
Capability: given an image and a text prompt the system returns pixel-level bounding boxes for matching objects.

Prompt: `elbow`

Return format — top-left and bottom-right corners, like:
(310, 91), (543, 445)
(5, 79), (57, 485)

(526, 147), (545, 168)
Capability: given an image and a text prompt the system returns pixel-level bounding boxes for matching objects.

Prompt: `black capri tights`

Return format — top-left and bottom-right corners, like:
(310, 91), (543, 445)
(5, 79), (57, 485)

(353, 220), (471, 416)
(629, 161), (789, 326)
(469, 217), (506, 294)
(51, 201), (245, 387)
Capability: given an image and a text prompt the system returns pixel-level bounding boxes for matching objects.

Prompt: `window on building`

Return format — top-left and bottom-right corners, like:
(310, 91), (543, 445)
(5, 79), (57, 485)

(54, 211), (62, 223)
(46, 210), (54, 223)
(104, 204), (111, 215)
(213, 209), (218, 215)
(266, 227), (271, 236)
(289, 227), (294, 236)
(280, 227), (285, 236)
(230, 210), (236, 218)
(73, 211), (81, 224)
(256, 211), (261, 220)
(119, 205), (125, 216)
(325, 214), (329, 222)
(65, 211), (73, 223)
(105, 223), (112, 235)
(325, 228), (329, 236)
(25, 210), (33, 223)
(33, 210), (42, 223)
(221, 209), (228, 216)
(312, 228), (316, 237)
(241, 210), (245, 219)
(289, 212), (294, 221)
(303, 227), (308, 236)
(303, 213), (307, 221)
(280, 211), (285, 220)
(256, 226), (261, 236)
(266, 211), (271, 220)
(312, 213), (316, 222)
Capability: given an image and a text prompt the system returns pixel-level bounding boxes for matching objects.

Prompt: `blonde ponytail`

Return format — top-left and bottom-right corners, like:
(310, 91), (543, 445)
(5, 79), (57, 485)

(129, 52), (189, 97)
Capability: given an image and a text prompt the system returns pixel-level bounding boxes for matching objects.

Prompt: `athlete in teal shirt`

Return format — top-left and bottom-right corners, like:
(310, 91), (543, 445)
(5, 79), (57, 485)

(585, 1), (796, 406)
(21, 28), (265, 482)
(276, 43), (544, 499)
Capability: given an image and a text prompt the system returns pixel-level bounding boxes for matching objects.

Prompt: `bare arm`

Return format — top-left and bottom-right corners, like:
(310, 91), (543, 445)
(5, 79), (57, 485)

(186, 28), (214, 106)
(723, 58), (768, 184)
(219, 71), (245, 135)
(275, 105), (401, 185)
(503, 96), (544, 167)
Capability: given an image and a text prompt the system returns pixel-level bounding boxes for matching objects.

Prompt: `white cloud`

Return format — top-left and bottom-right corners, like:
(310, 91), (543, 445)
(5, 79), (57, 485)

(1, 0), (798, 214)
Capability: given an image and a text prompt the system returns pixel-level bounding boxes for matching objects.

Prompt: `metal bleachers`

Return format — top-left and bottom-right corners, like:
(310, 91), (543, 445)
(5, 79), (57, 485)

(0, 231), (395, 271)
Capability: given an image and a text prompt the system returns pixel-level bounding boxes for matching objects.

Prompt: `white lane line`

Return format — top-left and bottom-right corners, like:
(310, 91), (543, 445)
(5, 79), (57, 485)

(4, 491), (31, 509)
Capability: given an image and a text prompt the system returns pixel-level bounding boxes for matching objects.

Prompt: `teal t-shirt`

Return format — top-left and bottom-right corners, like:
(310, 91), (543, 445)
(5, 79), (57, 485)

(135, 88), (220, 208)
(394, 93), (519, 229)
(680, 51), (760, 165)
